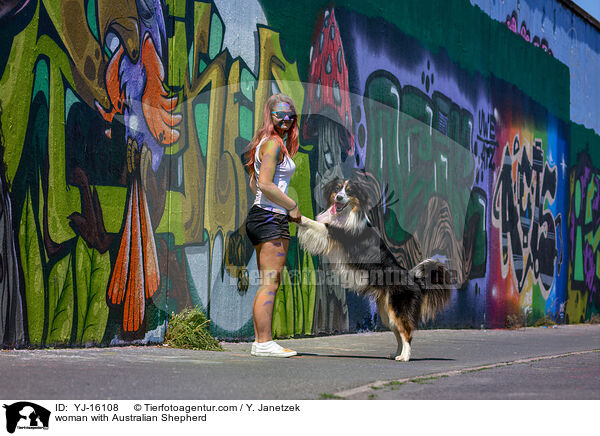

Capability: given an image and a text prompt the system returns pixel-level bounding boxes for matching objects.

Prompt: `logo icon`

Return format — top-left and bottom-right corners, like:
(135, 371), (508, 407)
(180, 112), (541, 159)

(3, 402), (50, 433)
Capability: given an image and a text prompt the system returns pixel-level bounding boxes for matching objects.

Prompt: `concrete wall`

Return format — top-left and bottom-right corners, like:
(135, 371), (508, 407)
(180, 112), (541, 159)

(0, 0), (598, 346)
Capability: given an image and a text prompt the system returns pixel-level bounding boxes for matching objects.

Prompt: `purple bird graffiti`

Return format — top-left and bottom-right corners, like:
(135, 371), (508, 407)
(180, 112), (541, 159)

(94, 0), (181, 332)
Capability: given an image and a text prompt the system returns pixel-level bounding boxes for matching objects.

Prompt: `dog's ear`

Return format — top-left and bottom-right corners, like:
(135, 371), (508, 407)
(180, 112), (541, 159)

(322, 177), (341, 205)
(346, 180), (369, 211)
(350, 170), (380, 209)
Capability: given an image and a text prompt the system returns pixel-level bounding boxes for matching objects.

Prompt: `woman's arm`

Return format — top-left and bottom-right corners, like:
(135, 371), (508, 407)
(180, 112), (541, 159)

(249, 173), (257, 195)
(257, 139), (298, 212)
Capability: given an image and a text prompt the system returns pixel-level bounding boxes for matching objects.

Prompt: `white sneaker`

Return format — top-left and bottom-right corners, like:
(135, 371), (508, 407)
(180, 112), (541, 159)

(251, 341), (297, 357)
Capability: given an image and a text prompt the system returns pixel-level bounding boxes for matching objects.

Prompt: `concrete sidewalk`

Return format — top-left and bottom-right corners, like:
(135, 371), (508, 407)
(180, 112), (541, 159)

(1, 324), (598, 400)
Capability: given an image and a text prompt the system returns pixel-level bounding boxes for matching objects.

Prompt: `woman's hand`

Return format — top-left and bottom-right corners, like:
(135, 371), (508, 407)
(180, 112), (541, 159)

(287, 204), (302, 223)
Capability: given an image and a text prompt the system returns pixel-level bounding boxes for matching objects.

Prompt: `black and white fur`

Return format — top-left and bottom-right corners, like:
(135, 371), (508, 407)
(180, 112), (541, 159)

(297, 175), (452, 361)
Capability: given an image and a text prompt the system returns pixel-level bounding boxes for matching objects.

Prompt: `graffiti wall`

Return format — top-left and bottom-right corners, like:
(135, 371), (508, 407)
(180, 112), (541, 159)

(471, 0), (600, 135)
(489, 80), (569, 326)
(0, 0), (598, 346)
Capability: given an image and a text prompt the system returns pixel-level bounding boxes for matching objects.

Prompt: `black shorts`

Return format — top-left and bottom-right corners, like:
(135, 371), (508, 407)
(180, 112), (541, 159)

(245, 205), (290, 246)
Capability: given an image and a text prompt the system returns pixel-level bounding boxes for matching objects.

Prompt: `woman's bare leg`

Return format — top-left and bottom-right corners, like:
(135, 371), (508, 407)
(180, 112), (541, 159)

(253, 238), (289, 342)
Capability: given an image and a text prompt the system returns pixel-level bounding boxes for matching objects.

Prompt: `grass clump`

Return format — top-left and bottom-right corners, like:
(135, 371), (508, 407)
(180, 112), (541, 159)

(165, 307), (223, 351)
(411, 378), (434, 384)
(505, 313), (527, 329)
(320, 393), (344, 400)
(386, 380), (407, 390)
(586, 314), (600, 324)
(532, 316), (557, 327)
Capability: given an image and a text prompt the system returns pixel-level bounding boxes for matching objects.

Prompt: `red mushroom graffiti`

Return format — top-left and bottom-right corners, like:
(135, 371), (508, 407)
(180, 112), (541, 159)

(303, 8), (354, 209)
(303, 8), (356, 333)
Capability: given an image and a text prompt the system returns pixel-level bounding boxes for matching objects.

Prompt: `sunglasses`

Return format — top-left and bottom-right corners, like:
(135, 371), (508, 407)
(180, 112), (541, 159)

(271, 111), (297, 121)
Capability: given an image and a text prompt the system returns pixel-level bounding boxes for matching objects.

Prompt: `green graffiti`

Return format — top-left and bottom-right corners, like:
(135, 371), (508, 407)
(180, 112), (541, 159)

(194, 100), (209, 157)
(240, 68), (256, 102)
(47, 254), (74, 345)
(208, 12), (224, 60)
(19, 188), (45, 345)
(239, 105), (253, 141)
(188, 42), (194, 83)
(85, 0), (99, 43)
(32, 59), (49, 102)
(74, 237), (110, 345)
(364, 74), (475, 261)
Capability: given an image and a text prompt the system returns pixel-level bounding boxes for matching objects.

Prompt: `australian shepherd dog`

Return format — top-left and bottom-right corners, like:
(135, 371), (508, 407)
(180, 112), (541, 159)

(297, 172), (453, 362)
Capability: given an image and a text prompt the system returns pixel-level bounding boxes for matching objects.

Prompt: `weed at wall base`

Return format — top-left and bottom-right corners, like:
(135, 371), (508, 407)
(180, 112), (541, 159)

(165, 307), (224, 351)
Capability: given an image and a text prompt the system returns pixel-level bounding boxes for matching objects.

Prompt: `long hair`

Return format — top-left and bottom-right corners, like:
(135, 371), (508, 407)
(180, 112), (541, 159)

(244, 94), (299, 177)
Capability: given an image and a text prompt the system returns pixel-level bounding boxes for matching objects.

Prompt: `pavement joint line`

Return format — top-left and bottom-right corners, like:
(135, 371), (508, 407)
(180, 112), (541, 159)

(333, 349), (600, 399)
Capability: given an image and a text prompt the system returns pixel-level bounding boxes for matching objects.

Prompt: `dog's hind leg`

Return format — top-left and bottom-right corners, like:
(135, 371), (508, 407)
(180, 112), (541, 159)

(394, 317), (413, 362)
(376, 297), (400, 359)
(378, 296), (411, 361)
(390, 324), (404, 360)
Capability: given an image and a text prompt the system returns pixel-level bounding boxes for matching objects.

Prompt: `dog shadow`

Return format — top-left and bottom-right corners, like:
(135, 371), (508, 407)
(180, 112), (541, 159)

(295, 352), (454, 362)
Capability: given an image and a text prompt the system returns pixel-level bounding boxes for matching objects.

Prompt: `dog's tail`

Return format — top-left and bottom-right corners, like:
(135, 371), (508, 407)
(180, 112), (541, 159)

(410, 259), (453, 322)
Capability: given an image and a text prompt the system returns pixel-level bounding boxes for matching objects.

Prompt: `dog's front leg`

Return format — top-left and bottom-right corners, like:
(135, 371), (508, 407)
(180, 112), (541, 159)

(297, 216), (330, 255)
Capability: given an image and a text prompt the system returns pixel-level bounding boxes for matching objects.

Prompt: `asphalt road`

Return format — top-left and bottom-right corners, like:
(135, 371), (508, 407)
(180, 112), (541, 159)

(1, 324), (598, 400)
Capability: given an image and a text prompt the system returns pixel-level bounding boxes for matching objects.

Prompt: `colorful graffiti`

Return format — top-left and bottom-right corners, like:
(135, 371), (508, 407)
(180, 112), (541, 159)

(488, 78), (569, 326)
(302, 9), (355, 333)
(0, 0), (598, 346)
(0, 0), (318, 345)
(567, 151), (600, 322)
(492, 136), (563, 296)
(1, 0), (173, 344)
(472, 0), (600, 137)
(324, 7), (490, 328)
(163, 1), (317, 339)
(505, 9), (553, 56)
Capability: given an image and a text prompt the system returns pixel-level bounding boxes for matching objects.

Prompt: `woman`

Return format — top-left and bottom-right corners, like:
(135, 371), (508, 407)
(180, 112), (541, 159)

(245, 94), (301, 357)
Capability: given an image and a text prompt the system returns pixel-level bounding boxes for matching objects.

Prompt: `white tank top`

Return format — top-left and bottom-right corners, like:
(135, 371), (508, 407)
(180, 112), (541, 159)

(253, 137), (296, 214)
